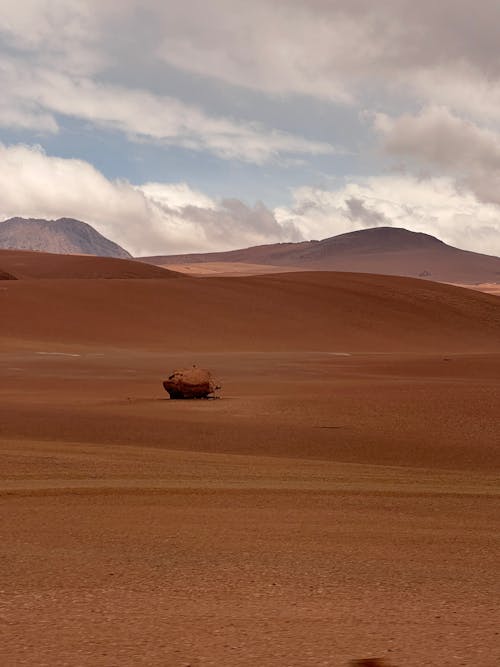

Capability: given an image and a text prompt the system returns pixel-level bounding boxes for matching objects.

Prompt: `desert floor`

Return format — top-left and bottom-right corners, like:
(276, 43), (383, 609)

(1, 342), (499, 666)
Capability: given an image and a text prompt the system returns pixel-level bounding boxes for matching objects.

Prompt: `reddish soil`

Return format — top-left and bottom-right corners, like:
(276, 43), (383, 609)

(0, 248), (178, 279)
(1, 271), (499, 352)
(0, 253), (499, 666)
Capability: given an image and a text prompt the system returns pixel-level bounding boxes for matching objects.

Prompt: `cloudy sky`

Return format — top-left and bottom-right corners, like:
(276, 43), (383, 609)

(1, 0), (500, 256)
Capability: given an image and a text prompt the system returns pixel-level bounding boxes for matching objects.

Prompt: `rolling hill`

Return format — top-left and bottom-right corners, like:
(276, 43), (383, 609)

(0, 248), (180, 280)
(139, 226), (500, 284)
(1, 267), (498, 353)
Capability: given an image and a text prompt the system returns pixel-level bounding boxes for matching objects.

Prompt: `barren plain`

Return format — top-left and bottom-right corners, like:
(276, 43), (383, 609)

(0, 255), (499, 666)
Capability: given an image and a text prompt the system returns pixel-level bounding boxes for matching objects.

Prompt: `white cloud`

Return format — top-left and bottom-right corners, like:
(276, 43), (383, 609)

(374, 107), (500, 172)
(153, 0), (500, 119)
(138, 183), (216, 211)
(0, 0), (104, 75)
(0, 102), (58, 134)
(3, 1), (500, 122)
(374, 107), (500, 210)
(0, 58), (334, 163)
(410, 64), (500, 123)
(0, 143), (302, 255)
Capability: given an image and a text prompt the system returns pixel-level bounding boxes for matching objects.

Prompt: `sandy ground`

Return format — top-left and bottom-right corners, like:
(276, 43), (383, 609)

(1, 273), (499, 353)
(1, 344), (499, 667)
(1, 265), (499, 665)
(160, 261), (304, 276)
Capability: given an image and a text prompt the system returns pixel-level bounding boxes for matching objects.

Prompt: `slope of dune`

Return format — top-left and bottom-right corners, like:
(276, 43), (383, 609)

(0, 217), (132, 258)
(1, 271), (499, 353)
(0, 248), (180, 279)
(140, 226), (500, 284)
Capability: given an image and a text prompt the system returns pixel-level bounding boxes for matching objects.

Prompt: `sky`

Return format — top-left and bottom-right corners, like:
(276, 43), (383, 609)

(1, 0), (500, 256)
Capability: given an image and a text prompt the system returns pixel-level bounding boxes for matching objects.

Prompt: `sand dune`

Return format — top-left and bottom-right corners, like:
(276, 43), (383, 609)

(0, 248), (179, 279)
(1, 271), (499, 352)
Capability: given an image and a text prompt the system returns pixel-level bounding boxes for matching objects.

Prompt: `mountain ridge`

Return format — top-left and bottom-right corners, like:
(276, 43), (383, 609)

(0, 217), (132, 259)
(138, 226), (500, 284)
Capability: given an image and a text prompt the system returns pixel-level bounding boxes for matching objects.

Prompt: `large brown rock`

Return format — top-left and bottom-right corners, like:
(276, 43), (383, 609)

(163, 366), (219, 399)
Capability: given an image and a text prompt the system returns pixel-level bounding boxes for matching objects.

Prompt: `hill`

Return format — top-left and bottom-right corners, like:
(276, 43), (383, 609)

(0, 248), (181, 280)
(0, 217), (132, 259)
(1, 270), (498, 353)
(140, 226), (500, 284)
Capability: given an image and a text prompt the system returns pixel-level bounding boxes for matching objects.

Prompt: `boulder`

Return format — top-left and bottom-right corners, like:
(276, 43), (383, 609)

(163, 366), (219, 399)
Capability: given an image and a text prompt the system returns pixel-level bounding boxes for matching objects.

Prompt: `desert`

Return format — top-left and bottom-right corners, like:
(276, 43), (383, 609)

(140, 226), (500, 286)
(2, 3), (500, 665)
(1, 248), (499, 666)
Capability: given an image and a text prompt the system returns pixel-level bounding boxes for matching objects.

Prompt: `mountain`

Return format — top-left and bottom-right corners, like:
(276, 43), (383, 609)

(0, 217), (132, 259)
(139, 227), (500, 284)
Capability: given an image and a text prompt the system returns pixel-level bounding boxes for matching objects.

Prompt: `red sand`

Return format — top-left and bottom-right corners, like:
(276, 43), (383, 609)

(0, 248), (178, 279)
(1, 271), (499, 352)
(0, 253), (499, 666)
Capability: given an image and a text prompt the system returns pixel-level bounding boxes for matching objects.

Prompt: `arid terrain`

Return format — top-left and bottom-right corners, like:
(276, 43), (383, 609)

(1, 251), (499, 666)
(140, 226), (500, 286)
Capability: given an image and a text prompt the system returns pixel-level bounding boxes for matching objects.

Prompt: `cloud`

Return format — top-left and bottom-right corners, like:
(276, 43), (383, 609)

(153, 0), (500, 116)
(374, 107), (500, 172)
(4, 1), (500, 134)
(345, 197), (390, 227)
(410, 64), (500, 123)
(2, 1), (500, 128)
(275, 175), (500, 256)
(0, 0), (104, 74)
(0, 58), (334, 163)
(2, 1), (500, 170)
(0, 103), (58, 134)
(374, 107), (500, 209)
(0, 143), (303, 255)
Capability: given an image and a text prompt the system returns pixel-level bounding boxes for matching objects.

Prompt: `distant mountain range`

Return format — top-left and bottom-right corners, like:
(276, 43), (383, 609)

(3, 218), (499, 285)
(0, 217), (131, 259)
(140, 227), (500, 284)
